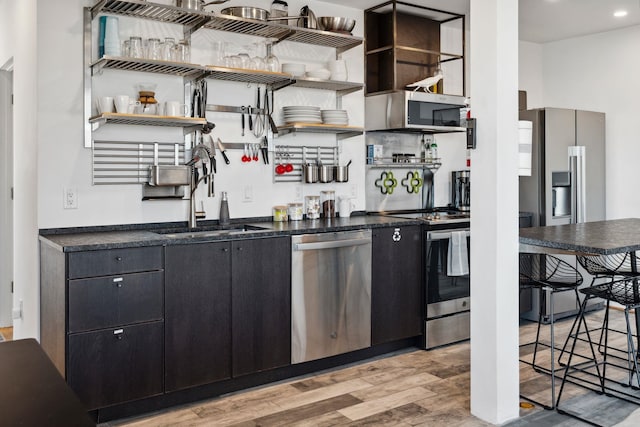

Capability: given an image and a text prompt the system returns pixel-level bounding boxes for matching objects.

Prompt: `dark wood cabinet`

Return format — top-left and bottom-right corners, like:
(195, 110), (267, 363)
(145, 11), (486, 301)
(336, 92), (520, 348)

(371, 225), (423, 345)
(164, 242), (232, 392)
(40, 243), (165, 411)
(231, 237), (291, 377)
(68, 270), (164, 333)
(67, 321), (164, 410)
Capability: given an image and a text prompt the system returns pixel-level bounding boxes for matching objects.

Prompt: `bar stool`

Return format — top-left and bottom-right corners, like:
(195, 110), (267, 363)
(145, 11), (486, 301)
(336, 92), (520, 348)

(557, 278), (640, 420)
(572, 253), (640, 360)
(519, 253), (584, 409)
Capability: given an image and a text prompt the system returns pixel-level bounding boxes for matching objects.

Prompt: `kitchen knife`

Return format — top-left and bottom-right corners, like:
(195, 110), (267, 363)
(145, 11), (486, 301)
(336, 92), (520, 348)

(217, 138), (230, 165)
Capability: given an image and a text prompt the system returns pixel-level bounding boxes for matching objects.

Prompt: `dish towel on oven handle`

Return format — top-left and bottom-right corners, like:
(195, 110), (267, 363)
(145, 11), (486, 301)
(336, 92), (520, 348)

(448, 230), (469, 276)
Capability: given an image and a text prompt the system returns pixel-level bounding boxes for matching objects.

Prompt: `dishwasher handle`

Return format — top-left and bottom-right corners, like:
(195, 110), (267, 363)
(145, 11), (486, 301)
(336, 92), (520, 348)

(294, 238), (371, 251)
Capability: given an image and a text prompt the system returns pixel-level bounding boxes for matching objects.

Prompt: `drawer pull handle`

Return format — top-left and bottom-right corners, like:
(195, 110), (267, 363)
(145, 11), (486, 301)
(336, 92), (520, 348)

(113, 329), (124, 339)
(113, 277), (123, 288)
(115, 256), (122, 261)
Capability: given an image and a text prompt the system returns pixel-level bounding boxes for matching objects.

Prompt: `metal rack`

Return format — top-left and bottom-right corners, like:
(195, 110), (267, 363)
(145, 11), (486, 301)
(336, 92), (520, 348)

(91, 0), (363, 52)
(366, 157), (442, 172)
(273, 145), (339, 183)
(85, 0), (364, 175)
(92, 140), (185, 185)
(277, 123), (364, 140)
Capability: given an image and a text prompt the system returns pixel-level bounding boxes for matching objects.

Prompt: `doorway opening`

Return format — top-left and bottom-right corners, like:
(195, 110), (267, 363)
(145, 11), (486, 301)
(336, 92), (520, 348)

(0, 61), (14, 341)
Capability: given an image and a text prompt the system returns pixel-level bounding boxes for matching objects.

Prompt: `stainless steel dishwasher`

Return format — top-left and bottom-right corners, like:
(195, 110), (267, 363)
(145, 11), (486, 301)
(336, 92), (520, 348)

(291, 229), (372, 364)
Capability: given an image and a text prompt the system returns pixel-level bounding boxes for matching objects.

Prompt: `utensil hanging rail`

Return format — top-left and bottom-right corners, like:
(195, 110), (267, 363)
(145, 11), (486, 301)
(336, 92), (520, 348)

(92, 140), (185, 185)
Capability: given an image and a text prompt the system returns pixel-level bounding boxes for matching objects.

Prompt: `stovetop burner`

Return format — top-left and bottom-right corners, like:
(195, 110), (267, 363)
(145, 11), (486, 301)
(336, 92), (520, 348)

(374, 208), (471, 225)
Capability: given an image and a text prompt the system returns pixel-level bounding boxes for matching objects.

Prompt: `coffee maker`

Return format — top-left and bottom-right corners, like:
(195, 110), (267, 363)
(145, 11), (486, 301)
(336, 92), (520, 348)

(451, 170), (470, 212)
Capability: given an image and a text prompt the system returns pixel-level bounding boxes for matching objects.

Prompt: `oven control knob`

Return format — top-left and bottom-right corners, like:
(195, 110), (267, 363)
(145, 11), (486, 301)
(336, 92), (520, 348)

(392, 228), (402, 242)
(434, 213), (440, 220)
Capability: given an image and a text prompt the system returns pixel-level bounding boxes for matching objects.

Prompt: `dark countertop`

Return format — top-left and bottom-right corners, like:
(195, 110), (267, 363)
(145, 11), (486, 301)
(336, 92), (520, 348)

(39, 215), (422, 252)
(519, 218), (640, 255)
(0, 339), (95, 427)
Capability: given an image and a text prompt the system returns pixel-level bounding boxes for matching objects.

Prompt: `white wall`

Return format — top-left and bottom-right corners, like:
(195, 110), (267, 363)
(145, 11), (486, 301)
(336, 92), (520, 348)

(0, 0), (39, 339)
(518, 41), (544, 109)
(540, 25), (640, 219)
(38, 0), (364, 231)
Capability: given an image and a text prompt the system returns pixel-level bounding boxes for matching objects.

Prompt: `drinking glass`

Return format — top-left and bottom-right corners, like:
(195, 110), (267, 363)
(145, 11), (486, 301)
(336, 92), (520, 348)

(211, 40), (226, 66)
(146, 38), (161, 60)
(265, 41), (280, 73)
(129, 36), (143, 58)
(161, 37), (175, 61)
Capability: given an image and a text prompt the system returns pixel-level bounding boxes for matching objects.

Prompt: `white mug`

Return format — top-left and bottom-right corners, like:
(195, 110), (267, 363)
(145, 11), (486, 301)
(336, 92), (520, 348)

(338, 197), (355, 218)
(114, 95), (130, 114)
(128, 100), (142, 114)
(97, 96), (114, 114)
(165, 101), (188, 117)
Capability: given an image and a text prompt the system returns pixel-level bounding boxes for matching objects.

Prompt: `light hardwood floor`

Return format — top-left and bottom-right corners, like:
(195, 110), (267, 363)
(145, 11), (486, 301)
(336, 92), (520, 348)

(0, 326), (12, 341)
(101, 308), (634, 427)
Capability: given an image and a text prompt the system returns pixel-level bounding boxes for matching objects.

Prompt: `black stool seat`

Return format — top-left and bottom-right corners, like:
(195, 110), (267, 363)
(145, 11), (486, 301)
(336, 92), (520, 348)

(582, 280), (640, 306)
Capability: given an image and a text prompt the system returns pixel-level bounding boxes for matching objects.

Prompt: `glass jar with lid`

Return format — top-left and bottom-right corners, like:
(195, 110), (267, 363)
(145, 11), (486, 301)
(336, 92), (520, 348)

(305, 195), (320, 219)
(320, 190), (336, 218)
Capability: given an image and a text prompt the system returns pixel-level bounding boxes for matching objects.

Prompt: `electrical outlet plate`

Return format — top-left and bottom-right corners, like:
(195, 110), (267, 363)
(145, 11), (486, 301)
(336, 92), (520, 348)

(294, 185), (303, 201)
(63, 187), (78, 209)
(243, 185), (253, 202)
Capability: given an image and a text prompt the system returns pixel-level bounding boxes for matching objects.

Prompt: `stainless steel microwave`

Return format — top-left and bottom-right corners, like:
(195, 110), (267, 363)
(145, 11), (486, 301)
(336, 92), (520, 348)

(365, 91), (466, 133)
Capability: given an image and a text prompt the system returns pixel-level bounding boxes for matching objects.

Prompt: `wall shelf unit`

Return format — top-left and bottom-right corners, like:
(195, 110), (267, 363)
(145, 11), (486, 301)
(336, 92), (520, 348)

(86, 0), (364, 189)
(365, 1), (465, 96)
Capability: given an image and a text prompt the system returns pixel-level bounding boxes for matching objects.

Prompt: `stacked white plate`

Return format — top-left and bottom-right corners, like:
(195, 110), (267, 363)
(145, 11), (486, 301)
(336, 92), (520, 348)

(321, 109), (349, 125)
(283, 106), (322, 124)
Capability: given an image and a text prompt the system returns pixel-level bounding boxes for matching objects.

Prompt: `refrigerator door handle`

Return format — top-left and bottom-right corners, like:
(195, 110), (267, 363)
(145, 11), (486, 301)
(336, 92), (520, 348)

(568, 146), (586, 223)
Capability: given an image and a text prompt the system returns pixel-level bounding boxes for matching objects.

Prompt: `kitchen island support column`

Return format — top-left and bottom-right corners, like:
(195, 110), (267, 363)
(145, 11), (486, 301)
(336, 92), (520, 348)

(469, 0), (520, 424)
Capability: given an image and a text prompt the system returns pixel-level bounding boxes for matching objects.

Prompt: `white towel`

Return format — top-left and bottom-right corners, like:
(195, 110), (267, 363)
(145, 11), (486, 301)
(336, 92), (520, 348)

(448, 231), (469, 276)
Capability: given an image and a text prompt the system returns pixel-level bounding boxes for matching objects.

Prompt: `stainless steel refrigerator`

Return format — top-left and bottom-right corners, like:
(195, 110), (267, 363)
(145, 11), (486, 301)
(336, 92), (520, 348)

(519, 108), (606, 321)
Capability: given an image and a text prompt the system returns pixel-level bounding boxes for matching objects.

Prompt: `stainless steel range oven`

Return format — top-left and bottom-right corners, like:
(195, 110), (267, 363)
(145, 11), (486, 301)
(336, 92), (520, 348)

(382, 211), (471, 349)
(424, 224), (470, 349)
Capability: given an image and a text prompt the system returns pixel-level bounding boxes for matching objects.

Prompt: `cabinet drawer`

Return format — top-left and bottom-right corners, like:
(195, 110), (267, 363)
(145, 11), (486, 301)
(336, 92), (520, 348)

(67, 321), (164, 410)
(68, 246), (163, 279)
(68, 271), (164, 333)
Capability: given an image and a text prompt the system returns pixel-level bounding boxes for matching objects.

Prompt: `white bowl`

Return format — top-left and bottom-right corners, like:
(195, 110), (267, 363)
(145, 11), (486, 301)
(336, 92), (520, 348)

(306, 68), (331, 80)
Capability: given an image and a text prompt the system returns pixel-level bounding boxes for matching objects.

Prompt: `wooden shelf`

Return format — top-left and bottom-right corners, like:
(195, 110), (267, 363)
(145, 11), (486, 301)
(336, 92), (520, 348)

(90, 113), (207, 128)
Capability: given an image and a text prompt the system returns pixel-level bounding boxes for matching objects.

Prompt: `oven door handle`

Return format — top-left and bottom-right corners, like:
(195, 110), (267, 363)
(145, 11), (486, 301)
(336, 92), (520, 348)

(427, 229), (470, 241)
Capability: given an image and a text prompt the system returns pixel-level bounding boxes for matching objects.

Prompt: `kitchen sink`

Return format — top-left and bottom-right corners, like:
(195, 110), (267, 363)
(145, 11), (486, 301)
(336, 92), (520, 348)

(156, 224), (271, 239)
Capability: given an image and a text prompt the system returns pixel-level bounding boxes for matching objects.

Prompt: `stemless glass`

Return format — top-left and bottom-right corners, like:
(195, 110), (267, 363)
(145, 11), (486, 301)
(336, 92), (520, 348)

(161, 37), (175, 61)
(146, 38), (161, 60)
(129, 36), (143, 58)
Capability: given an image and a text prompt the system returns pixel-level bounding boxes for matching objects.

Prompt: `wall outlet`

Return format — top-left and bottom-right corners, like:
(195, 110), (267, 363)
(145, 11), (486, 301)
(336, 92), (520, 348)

(243, 185), (253, 202)
(350, 184), (357, 198)
(63, 187), (78, 209)
(294, 184), (303, 201)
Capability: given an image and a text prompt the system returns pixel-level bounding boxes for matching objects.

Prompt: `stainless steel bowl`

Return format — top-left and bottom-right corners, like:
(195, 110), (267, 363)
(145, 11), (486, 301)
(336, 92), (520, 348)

(317, 16), (356, 33)
(221, 6), (270, 21)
